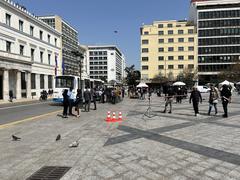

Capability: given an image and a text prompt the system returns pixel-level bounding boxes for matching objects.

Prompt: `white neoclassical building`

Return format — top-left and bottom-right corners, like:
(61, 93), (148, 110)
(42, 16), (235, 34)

(0, 0), (62, 101)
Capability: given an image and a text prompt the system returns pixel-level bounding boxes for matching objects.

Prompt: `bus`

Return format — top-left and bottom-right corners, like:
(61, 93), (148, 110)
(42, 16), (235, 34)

(53, 75), (104, 103)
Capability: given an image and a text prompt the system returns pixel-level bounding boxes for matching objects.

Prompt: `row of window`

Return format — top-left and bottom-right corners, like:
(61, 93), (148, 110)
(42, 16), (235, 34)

(90, 62), (107, 65)
(142, 64), (194, 70)
(142, 37), (194, 44)
(90, 66), (108, 70)
(30, 74), (53, 89)
(89, 57), (108, 60)
(199, 10), (240, 20)
(89, 51), (108, 56)
(142, 55), (194, 61)
(199, 28), (240, 37)
(144, 29), (194, 35)
(198, 55), (240, 63)
(199, 46), (240, 54)
(157, 23), (186, 28)
(198, 37), (240, 46)
(198, 19), (240, 28)
(90, 75), (107, 79)
(198, 64), (232, 72)
(90, 71), (107, 74)
(5, 13), (58, 46)
(142, 46), (194, 53)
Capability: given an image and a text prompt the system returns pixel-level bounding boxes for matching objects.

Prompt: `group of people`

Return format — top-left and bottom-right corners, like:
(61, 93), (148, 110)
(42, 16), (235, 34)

(163, 84), (232, 117)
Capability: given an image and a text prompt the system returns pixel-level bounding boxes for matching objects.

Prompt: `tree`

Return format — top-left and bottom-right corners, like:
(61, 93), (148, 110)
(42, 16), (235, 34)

(152, 72), (168, 83)
(180, 68), (198, 87)
(218, 63), (240, 82)
(124, 65), (141, 86)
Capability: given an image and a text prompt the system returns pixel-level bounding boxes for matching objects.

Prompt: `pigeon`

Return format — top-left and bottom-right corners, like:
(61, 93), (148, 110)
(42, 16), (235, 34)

(69, 141), (79, 148)
(12, 135), (21, 141)
(56, 134), (61, 141)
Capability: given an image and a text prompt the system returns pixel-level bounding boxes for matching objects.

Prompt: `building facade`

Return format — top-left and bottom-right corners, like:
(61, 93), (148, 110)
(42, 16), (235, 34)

(0, 0), (61, 100)
(189, 0), (240, 83)
(140, 20), (197, 80)
(87, 45), (126, 83)
(39, 15), (79, 76)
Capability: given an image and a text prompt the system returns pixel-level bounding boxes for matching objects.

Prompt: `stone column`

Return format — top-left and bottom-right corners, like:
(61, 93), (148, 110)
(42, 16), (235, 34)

(3, 69), (9, 100)
(44, 74), (48, 91)
(26, 72), (31, 99)
(16, 71), (21, 99)
(35, 74), (40, 97)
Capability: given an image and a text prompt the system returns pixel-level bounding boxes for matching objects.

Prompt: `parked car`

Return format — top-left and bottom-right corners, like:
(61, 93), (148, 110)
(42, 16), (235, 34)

(197, 86), (210, 93)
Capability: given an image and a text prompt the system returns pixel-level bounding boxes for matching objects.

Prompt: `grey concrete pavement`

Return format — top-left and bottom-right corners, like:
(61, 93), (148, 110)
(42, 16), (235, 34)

(1, 93), (240, 179)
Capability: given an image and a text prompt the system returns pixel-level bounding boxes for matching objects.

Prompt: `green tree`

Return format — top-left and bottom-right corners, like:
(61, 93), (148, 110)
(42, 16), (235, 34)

(218, 63), (240, 82)
(180, 68), (198, 87)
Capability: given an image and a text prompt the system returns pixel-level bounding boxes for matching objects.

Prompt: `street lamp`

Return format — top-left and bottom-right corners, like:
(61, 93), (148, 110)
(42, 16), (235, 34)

(71, 51), (84, 90)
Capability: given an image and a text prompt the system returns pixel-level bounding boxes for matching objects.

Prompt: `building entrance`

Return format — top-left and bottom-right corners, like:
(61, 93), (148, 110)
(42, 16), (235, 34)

(0, 75), (3, 99)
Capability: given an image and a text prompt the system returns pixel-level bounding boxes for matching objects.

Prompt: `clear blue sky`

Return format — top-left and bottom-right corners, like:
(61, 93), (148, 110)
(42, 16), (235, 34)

(16, 0), (190, 69)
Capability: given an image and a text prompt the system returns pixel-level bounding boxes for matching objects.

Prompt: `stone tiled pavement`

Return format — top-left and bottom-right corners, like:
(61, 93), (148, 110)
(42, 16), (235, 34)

(1, 93), (240, 179)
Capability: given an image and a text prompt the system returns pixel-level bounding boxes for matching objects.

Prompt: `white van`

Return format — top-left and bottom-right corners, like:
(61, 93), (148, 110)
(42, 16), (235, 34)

(197, 86), (210, 93)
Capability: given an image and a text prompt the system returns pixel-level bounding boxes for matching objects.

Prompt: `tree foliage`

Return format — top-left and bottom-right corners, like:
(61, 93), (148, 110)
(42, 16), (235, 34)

(124, 65), (141, 86)
(218, 63), (240, 82)
(178, 68), (198, 87)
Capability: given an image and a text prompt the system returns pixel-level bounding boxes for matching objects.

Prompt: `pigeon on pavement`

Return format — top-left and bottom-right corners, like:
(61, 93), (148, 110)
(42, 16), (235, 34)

(56, 134), (61, 141)
(12, 135), (21, 141)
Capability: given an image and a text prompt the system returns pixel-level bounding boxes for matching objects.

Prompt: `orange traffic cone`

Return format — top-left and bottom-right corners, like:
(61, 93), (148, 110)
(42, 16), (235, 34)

(106, 111), (111, 122)
(118, 112), (123, 122)
(112, 112), (116, 122)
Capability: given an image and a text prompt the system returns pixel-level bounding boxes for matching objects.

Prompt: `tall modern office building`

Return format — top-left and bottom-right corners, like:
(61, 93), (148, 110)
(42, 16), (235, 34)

(189, 0), (240, 83)
(87, 45), (126, 83)
(39, 15), (79, 76)
(140, 20), (197, 80)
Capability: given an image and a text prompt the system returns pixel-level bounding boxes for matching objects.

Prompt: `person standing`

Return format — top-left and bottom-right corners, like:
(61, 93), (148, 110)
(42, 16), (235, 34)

(62, 89), (69, 118)
(189, 86), (202, 116)
(75, 89), (82, 117)
(91, 88), (97, 110)
(221, 84), (232, 118)
(84, 88), (91, 112)
(122, 87), (125, 99)
(208, 84), (219, 115)
(9, 90), (13, 102)
(163, 86), (175, 114)
(68, 87), (74, 116)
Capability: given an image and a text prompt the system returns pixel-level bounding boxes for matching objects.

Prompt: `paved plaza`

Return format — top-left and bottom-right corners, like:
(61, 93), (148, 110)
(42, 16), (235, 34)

(1, 93), (240, 180)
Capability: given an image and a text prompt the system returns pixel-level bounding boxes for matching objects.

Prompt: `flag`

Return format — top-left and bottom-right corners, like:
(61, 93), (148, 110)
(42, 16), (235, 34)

(55, 55), (58, 76)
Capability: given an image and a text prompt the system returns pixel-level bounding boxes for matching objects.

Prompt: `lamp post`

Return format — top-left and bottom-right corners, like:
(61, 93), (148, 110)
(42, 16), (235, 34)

(71, 51), (84, 90)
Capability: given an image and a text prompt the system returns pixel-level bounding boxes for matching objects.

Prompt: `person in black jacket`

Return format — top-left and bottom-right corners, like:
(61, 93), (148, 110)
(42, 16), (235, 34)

(84, 88), (91, 112)
(75, 89), (82, 117)
(220, 84), (232, 118)
(189, 86), (202, 116)
(62, 89), (69, 118)
(91, 88), (97, 110)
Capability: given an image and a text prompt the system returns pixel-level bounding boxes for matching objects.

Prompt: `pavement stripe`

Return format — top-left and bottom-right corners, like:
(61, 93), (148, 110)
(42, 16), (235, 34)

(0, 101), (50, 110)
(0, 110), (62, 129)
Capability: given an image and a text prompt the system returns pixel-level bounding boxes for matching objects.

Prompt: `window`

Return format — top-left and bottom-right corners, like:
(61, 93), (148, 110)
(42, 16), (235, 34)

(142, 48), (148, 53)
(158, 48), (164, 52)
(40, 52), (43, 63)
(30, 26), (34, 36)
(142, 66), (148, 70)
(31, 49), (35, 61)
(178, 65), (184, 69)
(142, 57), (149, 61)
(168, 38), (174, 43)
(168, 47), (174, 52)
(31, 73), (36, 89)
(168, 30), (173, 35)
(54, 38), (57, 46)
(20, 45), (24, 55)
(188, 29), (194, 34)
(178, 30), (184, 34)
(158, 65), (164, 69)
(168, 56), (174, 60)
(188, 55), (194, 60)
(142, 40), (149, 44)
(6, 41), (11, 52)
(48, 75), (52, 89)
(178, 56), (184, 60)
(158, 56), (164, 61)
(40, 74), (44, 89)
(188, 64), (194, 69)
(40, 30), (43, 40)
(19, 20), (23, 32)
(188, 46), (194, 51)
(158, 24), (163, 28)
(6, 13), (11, 26)
(178, 47), (184, 51)
(168, 65), (174, 69)
(144, 31), (149, 35)
(158, 31), (164, 35)
(48, 54), (51, 65)
(158, 39), (164, 43)
(167, 24), (173, 28)
(188, 37), (194, 42)
(178, 38), (184, 42)
(48, 34), (51, 43)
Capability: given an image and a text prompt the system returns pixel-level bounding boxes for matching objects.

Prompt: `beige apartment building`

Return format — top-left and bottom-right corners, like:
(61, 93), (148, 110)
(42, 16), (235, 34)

(140, 20), (197, 80)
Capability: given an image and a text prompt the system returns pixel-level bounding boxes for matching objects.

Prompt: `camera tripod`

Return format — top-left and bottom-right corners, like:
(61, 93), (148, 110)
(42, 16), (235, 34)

(142, 95), (155, 119)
